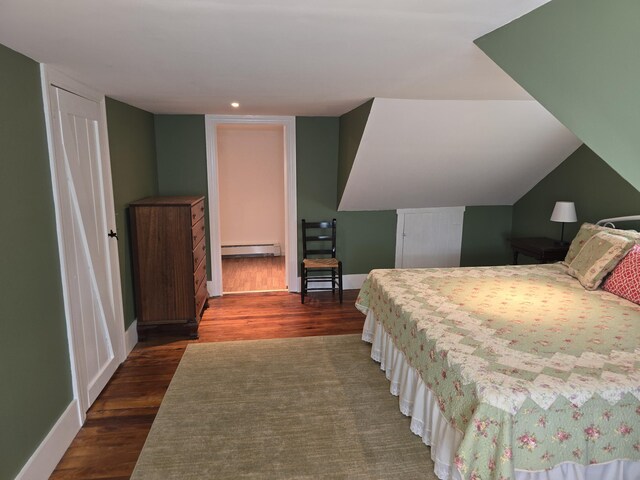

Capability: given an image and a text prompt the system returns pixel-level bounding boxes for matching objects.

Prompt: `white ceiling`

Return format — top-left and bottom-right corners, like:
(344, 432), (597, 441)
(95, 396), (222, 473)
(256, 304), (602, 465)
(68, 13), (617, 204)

(339, 99), (582, 210)
(0, 0), (550, 115)
(2, 0), (582, 210)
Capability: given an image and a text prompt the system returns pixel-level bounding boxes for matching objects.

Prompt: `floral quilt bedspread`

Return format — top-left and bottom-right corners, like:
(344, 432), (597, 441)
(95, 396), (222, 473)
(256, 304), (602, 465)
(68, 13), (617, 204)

(356, 264), (640, 480)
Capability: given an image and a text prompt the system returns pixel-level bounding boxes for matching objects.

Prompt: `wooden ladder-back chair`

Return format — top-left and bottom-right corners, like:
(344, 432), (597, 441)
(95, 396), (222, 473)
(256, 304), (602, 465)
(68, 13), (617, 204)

(300, 219), (343, 304)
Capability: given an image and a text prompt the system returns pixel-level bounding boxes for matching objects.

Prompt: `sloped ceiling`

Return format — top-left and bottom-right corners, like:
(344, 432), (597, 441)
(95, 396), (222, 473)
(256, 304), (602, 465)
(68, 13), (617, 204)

(338, 98), (581, 211)
(475, 0), (640, 192)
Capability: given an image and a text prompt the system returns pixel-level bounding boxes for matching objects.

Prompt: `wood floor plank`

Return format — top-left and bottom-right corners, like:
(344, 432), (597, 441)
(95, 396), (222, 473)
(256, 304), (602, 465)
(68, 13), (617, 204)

(50, 290), (363, 479)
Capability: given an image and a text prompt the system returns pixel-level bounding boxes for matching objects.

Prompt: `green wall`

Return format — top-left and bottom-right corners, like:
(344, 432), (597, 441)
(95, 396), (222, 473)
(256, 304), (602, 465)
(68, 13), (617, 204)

(296, 117), (397, 274)
(460, 146), (640, 268)
(155, 115), (208, 196)
(460, 206), (513, 267)
(0, 44), (72, 480)
(475, 0), (640, 192)
(154, 115), (211, 277)
(106, 98), (158, 328)
(513, 145), (640, 240)
(337, 99), (373, 206)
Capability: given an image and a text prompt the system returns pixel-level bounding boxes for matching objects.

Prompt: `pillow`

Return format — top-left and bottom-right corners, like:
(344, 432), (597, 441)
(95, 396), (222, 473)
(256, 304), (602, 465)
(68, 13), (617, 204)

(564, 223), (640, 265)
(603, 244), (640, 304)
(567, 231), (635, 290)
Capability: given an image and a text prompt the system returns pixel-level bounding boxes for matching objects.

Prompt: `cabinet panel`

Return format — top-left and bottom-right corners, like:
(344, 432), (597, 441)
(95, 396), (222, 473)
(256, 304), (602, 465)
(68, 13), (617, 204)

(396, 207), (465, 268)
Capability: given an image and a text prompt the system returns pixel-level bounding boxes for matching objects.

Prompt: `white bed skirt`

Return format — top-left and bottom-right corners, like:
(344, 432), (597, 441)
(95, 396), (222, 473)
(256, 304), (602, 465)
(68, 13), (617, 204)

(362, 311), (640, 480)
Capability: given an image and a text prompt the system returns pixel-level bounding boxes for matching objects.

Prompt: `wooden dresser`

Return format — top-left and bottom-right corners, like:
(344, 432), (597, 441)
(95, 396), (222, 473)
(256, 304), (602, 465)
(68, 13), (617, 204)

(129, 196), (208, 339)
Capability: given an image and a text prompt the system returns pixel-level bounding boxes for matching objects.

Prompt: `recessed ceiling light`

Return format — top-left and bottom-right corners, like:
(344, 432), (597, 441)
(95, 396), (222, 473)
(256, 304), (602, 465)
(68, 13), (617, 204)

(231, 102), (240, 108)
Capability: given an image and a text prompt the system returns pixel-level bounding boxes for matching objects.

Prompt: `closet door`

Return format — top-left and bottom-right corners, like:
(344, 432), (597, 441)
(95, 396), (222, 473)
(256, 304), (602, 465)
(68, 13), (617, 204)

(395, 207), (465, 268)
(48, 82), (124, 418)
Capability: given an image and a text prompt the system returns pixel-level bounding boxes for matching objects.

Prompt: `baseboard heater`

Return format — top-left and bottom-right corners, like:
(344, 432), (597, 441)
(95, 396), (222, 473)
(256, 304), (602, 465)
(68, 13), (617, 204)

(222, 243), (281, 257)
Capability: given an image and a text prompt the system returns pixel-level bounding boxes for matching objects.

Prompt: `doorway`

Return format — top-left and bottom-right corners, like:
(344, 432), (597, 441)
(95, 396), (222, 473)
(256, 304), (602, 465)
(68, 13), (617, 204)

(217, 124), (286, 293)
(205, 116), (297, 296)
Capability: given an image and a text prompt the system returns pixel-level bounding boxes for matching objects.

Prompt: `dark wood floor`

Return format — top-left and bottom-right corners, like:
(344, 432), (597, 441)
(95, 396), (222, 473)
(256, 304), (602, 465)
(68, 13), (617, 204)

(50, 290), (363, 480)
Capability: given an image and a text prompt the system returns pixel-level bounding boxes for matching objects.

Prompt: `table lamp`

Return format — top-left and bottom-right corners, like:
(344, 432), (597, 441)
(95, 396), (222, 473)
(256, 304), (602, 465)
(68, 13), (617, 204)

(550, 201), (577, 245)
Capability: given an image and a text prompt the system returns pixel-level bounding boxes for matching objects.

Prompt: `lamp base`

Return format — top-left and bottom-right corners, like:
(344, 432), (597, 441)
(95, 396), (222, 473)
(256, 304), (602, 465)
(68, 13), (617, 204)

(558, 222), (568, 246)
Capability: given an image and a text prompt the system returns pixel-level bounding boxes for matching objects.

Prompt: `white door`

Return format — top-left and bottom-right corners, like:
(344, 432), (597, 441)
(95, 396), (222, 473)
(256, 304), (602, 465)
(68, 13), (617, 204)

(48, 85), (124, 415)
(396, 207), (465, 268)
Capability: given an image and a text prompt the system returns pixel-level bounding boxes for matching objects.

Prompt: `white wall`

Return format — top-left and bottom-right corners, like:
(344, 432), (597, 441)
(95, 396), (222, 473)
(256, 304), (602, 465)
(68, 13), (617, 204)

(217, 124), (285, 251)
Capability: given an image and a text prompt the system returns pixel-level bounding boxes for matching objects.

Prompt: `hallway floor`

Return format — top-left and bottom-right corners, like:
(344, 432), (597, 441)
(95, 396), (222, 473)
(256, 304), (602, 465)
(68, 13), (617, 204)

(221, 255), (286, 293)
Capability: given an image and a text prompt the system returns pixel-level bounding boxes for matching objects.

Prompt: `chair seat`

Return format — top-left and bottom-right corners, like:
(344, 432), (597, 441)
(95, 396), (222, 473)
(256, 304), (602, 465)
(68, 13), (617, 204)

(303, 257), (340, 269)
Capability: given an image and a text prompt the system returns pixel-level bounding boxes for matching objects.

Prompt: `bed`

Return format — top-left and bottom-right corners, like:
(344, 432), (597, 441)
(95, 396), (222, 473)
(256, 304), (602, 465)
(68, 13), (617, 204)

(356, 218), (640, 480)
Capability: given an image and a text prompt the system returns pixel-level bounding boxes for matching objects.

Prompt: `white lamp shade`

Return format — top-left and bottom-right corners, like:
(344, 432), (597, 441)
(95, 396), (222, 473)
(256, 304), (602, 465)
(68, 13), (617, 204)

(550, 201), (577, 223)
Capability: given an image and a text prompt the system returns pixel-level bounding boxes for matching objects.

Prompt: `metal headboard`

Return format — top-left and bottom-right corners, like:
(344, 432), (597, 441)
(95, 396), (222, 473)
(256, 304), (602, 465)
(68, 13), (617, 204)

(596, 215), (640, 228)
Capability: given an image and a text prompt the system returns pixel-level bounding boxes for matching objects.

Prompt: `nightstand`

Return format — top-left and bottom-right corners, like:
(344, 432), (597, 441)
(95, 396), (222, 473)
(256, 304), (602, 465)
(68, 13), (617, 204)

(510, 237), (569, 265)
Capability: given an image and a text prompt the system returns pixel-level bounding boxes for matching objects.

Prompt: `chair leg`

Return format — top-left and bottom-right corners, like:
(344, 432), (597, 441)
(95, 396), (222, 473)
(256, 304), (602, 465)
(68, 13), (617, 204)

(300, 263), (306, 304)
(338, 262), (343, 303)
(331, 268), (336, 294)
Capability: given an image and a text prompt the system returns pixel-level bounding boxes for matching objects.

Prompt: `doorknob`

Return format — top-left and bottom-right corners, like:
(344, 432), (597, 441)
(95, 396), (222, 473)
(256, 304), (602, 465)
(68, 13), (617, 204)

(108, 230), (118, 240)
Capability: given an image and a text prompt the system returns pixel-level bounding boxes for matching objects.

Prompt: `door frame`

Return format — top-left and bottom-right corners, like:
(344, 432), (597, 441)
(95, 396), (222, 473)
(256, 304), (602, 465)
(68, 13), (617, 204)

(40, 65), (126, 422)
(204, 115), (298, 295)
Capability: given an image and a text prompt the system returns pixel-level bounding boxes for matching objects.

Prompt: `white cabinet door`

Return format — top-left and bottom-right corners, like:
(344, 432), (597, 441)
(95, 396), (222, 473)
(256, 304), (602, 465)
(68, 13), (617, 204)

(396, 207), (465, 268)
(48, 85), (123, 416)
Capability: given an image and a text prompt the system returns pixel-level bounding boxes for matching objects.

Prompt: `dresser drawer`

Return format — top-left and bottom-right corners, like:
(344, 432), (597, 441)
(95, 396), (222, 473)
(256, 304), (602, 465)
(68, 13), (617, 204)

(194, 260), (207, 293)
(191, 200), (205, 225)
(193, 238), (206, 270)
(192, 217), (206, 247)
(195, 278), (208, 319)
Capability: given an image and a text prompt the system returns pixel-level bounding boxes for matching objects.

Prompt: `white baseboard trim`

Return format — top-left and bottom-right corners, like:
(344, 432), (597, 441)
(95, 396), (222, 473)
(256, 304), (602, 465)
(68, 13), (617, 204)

(342, 274), (368, 290)
(15, 399), (81, 480)
(296, 273), (368, 292)
(125, 320), (138, 356)
(207, 281), (215, 297)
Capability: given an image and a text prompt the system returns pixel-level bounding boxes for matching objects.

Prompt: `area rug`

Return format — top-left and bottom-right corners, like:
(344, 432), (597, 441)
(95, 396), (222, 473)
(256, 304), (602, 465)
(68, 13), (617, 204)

(131, 334), (437, 479)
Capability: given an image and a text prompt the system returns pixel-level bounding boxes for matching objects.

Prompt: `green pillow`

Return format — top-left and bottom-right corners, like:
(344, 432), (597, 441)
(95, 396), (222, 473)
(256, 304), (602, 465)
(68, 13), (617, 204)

(567, 231), (635, 290)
